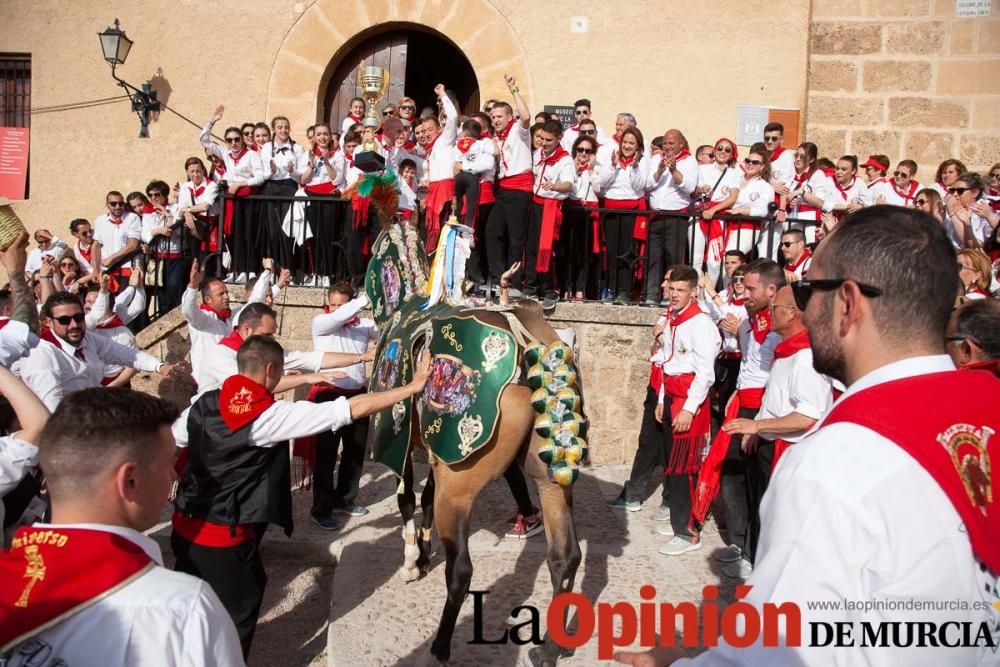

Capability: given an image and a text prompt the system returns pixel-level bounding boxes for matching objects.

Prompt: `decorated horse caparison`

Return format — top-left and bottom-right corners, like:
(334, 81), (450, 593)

(354, 172), (590, 664)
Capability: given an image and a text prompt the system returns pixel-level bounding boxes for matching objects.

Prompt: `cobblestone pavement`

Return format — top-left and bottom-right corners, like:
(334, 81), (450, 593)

(153, 461), (739, 666)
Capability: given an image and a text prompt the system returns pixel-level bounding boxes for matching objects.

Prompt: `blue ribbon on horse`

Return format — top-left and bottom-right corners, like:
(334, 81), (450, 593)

(445, 226), (457, 292)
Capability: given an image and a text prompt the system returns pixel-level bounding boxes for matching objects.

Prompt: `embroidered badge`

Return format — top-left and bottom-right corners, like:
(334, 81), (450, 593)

(481, 331), (510, 373)
(937, 423), (994, 515)
(457, 414), (484, 456)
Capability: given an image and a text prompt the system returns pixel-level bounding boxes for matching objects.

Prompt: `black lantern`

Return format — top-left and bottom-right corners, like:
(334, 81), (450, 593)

(98, 19), (159, 138)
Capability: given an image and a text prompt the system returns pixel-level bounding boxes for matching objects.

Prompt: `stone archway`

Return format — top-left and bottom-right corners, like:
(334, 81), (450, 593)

(264, 0), (533, 132)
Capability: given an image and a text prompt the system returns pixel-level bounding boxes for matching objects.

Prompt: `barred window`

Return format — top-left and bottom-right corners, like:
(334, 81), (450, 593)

(0, 54), (30, 128)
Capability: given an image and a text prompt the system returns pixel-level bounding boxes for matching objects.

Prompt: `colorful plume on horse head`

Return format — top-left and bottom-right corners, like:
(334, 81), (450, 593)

(343, 169), (401, 228)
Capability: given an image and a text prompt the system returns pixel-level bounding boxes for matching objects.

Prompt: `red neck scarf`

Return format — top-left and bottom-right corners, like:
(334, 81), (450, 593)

(537, 145), (569, 167)
(229, 146), (249, 163)
(728, 291), (745, 307)
(77, 241), (93, 264)
(771, 146), (787, 161)
(773, 328), (810, 361)
(219, 374), (275, 432)
(794, 168), (816, 187)
(347, 113), (363, 126)
(191, 181), (206, 199)
(107, 216), (123, 225)
(457, 137), (476, 155)
(344, 149), (355, 169)
(322, 305), (359, 327)
(663, 301), (702, 362)
(218, 328), (244, 352)
(786, 249), (811, 273)
(671, 149), (692, 162)
(199, 303), (232, 321)
(97, 315), (126, 330)
(960, 359), (1000, 377)
(423, 129), (444, 156)
(750, 307), (772, 344)
(891, 179), (918, 202)
(834, 177), (857, 199)
(314, 146), (335, 161)
(618, 154), (636, 169)
(0, 526), (154, 650)
(822, 167), (836, 178)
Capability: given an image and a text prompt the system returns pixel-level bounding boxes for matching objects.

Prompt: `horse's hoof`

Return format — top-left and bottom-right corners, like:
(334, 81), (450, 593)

(417, 646), (449, 666)
(396, 565), (421, 582)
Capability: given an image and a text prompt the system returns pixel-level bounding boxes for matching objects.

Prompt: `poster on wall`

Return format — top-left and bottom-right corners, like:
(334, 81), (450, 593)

(0, 128), (29, 200)
(544, 105), (576, 130)
(956, 0), (991, 16)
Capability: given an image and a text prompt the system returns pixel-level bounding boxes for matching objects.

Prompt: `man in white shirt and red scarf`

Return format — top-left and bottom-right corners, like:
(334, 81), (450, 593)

(92, 191), (142, 293)
(779, 228), (811, 281)
(170, 335), (429, 660)
(763, 123), (796, 205)
(418, 84), (459, 251)
(524, 119), (574, 308)
(651, 266), (721, 557)
(615, 206), (1000, 667)
(484, 74), (534, 294)
(715, 285), (833, 579)
(0, 388), (243, 665)
(690, 259), (784, 570)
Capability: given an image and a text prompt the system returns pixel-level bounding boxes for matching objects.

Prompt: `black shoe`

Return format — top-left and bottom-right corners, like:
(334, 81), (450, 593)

(542, 294), (558, 311)
(613, 292), (630, 305)
(310, 514), (341, 531)
(600, 288), (613, 302)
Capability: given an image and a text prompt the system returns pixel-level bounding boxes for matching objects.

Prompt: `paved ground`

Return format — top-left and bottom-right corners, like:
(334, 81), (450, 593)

(152, 462), (739, 667)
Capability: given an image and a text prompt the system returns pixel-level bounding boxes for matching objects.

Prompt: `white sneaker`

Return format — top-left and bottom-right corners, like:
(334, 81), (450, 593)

(723, 558), (753, 579)
(321, 276), (331, 287)
(713, 544), (743, 563)
(234, 272), (247, 283)
(655, 523), (674, 537)
(650, 504), (671, 522)
(658, 536), (702, 557)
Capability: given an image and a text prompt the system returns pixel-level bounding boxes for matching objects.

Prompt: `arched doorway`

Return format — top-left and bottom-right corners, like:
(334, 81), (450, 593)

(322, 26), (479, 131)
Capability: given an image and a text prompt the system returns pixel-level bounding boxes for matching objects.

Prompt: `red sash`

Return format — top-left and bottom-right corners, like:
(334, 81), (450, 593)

(498, 172), (533, 193)
(691, 386), (767, 523)
(0, 526), (154, 652)
(304, 182), (336, 196)
(603, 197), (649, 242)
(822, 369), (1000, 573)
(479, 180), (496, 206)
(662, 373), (711, 476)
(531, 195), (564, 272)
(170, 513), (258, 548)
(425, 179), (456, 249)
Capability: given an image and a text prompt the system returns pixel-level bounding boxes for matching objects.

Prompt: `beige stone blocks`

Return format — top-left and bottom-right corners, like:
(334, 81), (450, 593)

(972, 100), (1000, 130)
(885, 22), (946, 54)
(960, 134), (1000, 169)
(904, 131), (955, 167)
(811, 22), (883, 55)
(950, 21), (976, 55)
(805, 128), (848, 156)
(812, 0), (863, 16)
(851, 130), (903, 159)
(865, 0), (930, 17)
(863, 60), (932, 92)
(889, 97), (969, 128)
(808, 95), (883, 125)
(810, 60), (859, 91)
(979, 19), (1000, 54)
(937, 60), (1000, 94)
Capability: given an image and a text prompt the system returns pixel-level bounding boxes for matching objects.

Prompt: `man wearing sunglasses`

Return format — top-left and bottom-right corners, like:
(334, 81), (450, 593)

(871, 159), (921, 207)
(19, 292), (181, 411)
(24, 229), (68, 278)
(779, 228), (811, 281)
(762, 122), (795, 201)
(559, 98), (609, 151)
(616, 207), (1000, 667)
(93, 191), (142, 293)
(946, 298), (1000, 375)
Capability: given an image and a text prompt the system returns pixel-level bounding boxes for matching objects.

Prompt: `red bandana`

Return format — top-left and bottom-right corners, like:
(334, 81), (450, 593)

(0, 526), (154, 651)
(671, 149), (692, 162)
(891, 179), (918, 203)
(771, 146), (787, 162)
(229, 146), (249, 163)
(457, 137), (476, 155)
(313, 146), (335, 162)
(750, 308), (772, 344)
(822, 167), (835, 178)
(219, 374), (275, 432)
(76, 241), (93, 264)
(618, 154), (636, 169)
(834, 177), (856, 200)
(190, 182), (206, 200)
(728, 293), (745, 307)
(772, 328), (811, 361)
(199, 303), (232, 321)
(97, 315), (126, 330)
(786, 249), (811, 274)
(794, 169), (816, 188)
(537, 146), (569, 167)
(347, 114), (363, 125)
(218, 328), (244, 352)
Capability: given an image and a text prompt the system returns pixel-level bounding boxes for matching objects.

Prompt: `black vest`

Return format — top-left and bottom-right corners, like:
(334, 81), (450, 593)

(175, 390), (293, 536)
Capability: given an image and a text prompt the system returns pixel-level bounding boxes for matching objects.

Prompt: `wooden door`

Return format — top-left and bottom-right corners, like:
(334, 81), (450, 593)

(325, 34), (408, 131)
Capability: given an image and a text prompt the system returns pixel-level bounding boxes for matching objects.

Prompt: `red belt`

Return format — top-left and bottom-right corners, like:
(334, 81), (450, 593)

(171, 512), (257, 547)
(304, 182), (337, 195)
(499, 172), (533, 192)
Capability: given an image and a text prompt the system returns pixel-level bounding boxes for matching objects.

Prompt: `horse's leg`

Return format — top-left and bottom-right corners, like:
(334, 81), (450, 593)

(428, 481), (475, 663)
(396, 451), (422, 583)
(416, 466), (436, 572)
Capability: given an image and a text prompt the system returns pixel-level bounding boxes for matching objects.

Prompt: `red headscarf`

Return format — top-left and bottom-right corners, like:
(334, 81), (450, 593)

(714, 138), (739, 166)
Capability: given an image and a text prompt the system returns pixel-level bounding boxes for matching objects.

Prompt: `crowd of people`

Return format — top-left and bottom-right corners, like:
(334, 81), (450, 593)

(0, 72), (997, 666)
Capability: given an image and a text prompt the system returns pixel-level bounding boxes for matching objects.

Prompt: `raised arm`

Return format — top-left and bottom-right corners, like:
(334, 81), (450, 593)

(436, 84), (459, 145)
(200, 105), (226, 158)
(85, 276), (111, 330)
(504, 74), (531, 129)
(311, 294), (369, 337)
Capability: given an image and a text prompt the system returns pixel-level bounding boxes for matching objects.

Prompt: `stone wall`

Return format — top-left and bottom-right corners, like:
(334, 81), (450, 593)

(807, 0), (1000, 175)
(133, 292), (659, 465)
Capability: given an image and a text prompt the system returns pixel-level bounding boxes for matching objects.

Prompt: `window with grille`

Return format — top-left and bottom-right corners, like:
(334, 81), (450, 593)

(0, 54), (30, 128)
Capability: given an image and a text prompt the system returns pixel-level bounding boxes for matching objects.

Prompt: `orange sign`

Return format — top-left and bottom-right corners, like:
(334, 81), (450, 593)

(0, 127), (30, 200)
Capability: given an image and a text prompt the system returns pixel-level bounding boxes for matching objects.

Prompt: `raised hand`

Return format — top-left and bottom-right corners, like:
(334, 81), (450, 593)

(434, 83), (446, 96)
(211, 105), (224, 123)
(189, 259), (204, 288)
(503, 74), (516, 88)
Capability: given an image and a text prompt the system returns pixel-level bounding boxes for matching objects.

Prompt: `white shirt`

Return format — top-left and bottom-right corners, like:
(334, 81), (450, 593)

(532, 149), (575, 201)
(72, 240), (96, 275)
(734, 177), (776, 218)
(655, 304), (721, 413)
(569, 168), (599, 203)
(88, 286), (147, 378)
(756, 344), (833, 442)
(341, 114), (363, 135)
(699, 163), (742, 204)
(0, 523), (244, 666)
(196, 339), (324, 395)
(790, 170), (831, 221)
(333, 149), (364, 191)
(93, 213), (142, 271)
(645, 153), (699, 210)
(300, 148), (340, 188)
(769, 147), (796, 192)
(173, 394), (354, 448)
(678, 355), (999, 667)
(180, 280), (270, 383)
(397, 173), (418, 212)
(261, 139), (306, 182)
(594, 155), (648, 200)
(456, 137), (495, 175)
(736, 316), (781, 390)
(701, 293), (746, 355)
(0, 319), (38, 367)
(945, 209), (993, 247)
(200, 123), (265, 187)
(311, 296), (378, 390)
(560, 124), (610, 151)
(25, 237), (68, 274)
(822, 177), (867, 213)
(20, 332), (163, 411)
(141, 205), (184, 257)
(496, 121), (532, 180)
(0, 434), (38, 531)
(871, 179), (921, 207)
(422, 95), (459, 183)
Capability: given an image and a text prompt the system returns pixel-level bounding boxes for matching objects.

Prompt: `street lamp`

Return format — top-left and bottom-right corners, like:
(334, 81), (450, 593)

(97, 19), (159, 138)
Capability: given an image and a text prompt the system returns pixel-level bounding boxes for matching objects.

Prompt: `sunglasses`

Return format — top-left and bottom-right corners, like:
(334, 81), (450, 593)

(400, 105), (415, 110)
(780, 241), (801, 248)
(946, 334), (980, 347)
(893, 171), (910, 178)
(763, 135), (781, 142)
(703, 153), (715, 159)
(958, 263), (975, 271)
(744, 158), (763, 166)
(576, 148), (594, 154)
(715, 145), (732, 153)
(225, 136), (242, 144)
(579, 129), (596, 135)
(731, 276), (745, 283)
(53, 313), (85, 325)
(79, 230), (93, 236)
(383, 110), (395, 115)
(791, 278), (883, 310)
(242, 130), (253, 136)
(915, 198), (929, 206)
(948, 187), (970, 195)
(108, 201), (125, 207)
(574, 109), (589, 115)
(990, 173), (1000, 180)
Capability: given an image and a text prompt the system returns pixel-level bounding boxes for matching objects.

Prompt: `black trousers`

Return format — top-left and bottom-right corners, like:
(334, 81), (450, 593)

(644, 214), (690, 301)
(305, 194), (344, 278)
(745, 439), (775, 564)
(713, 356), (741, 425)
(172, 528), (267, 661)
(311, 389), (369, 517)
(523, 200), (557, 298)
(719, 405), (757, 555)
(623, 386), (671, 506)
(262, 179), (298, 270)
(229, 196), (260, 275)
(557, 203), (593, 297)
(158, 256), (191, 316)
(467, 202), (492, 285)
(453, 171), (481, 228)
(503, 463), (534, 516)
(603, 208), (637, 299)
(485, 186), (531, 284)
(662, 392), (698, 539)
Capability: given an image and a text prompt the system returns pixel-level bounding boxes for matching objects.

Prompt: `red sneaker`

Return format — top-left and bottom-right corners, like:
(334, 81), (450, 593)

(506, 511), (544, 539)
